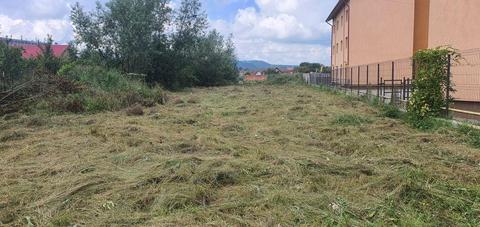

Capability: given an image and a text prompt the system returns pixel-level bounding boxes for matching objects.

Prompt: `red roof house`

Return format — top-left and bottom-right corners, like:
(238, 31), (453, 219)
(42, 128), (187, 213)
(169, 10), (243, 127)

(16, 44), (69, 59)
(1, 37), (69, 59)
(244, 72), (267, 81)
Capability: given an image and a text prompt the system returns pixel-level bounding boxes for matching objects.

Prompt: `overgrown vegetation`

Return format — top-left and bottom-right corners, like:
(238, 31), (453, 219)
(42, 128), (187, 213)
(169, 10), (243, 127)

(1, 0), (238, 116)
(408, 47), (459, 118)
(71, 0), (238, 90)
(1, 85), (479, 226)
(296, 62), (331, 73)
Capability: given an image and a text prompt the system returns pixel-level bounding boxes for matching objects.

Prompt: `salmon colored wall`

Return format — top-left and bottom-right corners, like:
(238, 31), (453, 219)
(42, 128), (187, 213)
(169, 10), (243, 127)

(428, 0), (480, 50)
(348, 0), (415, 66)
(331, 5), (349, 68)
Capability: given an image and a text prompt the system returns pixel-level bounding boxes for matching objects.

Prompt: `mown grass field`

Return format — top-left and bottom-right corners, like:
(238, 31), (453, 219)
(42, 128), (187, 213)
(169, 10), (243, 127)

(1, 84), (480, 226)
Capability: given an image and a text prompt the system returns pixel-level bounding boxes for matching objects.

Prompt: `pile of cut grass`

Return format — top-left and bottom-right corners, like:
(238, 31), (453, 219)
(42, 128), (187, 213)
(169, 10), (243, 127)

(1, 84), (479, 226)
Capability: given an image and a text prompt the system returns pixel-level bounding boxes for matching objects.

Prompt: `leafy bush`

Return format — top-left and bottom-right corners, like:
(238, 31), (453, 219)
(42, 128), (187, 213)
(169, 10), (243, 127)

(71, 0), (238, 90)
(408, 47), (459, 119)
(266, 74), (304, 85)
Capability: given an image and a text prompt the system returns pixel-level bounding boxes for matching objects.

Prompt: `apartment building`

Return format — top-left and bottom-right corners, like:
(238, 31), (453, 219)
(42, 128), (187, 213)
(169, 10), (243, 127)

(327, 0), (480, 69)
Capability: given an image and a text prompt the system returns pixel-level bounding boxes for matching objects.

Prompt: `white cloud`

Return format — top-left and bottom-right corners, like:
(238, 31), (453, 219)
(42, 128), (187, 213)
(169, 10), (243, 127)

(0, 0), (337, 65)
(0, 15), (72, 43)
(211, 0), (335, 65)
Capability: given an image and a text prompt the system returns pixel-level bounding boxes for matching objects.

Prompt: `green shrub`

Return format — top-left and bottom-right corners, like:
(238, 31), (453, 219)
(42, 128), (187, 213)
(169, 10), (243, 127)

(408, 47), (459, 118)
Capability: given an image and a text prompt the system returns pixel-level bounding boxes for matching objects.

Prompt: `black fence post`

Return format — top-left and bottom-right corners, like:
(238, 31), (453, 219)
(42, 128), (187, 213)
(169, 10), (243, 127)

(377, 64), (380, 98)
(357, 66), (360, 96)
(350, 67), (353, 94)
(446, 54), (451, 117)
(366, 65), (369, 97)
(331, 68), (334, 87)
(336, 68), (339, 88)
(406, 78), (410, 100)
(391, 61), (395, 104)
(380, 77), (384, 97)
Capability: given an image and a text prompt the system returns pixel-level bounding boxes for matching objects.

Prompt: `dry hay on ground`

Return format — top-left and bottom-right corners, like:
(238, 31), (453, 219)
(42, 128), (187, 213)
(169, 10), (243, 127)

(1, 84), (480, 226)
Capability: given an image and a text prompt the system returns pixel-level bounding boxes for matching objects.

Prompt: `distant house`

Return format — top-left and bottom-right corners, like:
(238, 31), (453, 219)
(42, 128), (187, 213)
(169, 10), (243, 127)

(0, 37), (69, 59)
(244, 71), (267, 81)
(284, 67), (295, 75)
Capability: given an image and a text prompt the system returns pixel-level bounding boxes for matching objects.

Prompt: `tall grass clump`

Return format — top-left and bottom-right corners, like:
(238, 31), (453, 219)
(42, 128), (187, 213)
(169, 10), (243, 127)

(45, 63), (168, 113)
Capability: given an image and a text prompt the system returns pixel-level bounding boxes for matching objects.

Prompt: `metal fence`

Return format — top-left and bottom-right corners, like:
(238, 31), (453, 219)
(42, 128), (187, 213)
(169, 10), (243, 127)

(304, 58), (414, 109)
(304, 49), (480, 120)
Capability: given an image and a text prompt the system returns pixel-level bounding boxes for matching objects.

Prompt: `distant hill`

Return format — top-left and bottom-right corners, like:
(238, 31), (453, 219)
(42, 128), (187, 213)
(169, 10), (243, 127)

(237, 60), (296, 71)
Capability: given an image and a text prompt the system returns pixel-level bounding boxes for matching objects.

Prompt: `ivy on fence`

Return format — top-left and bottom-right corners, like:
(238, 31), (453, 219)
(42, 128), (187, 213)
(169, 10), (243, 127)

(408, 47), (459, 118)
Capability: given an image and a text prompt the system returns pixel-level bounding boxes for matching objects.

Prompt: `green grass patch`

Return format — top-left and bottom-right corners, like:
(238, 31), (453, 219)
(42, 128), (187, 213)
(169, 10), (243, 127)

(457, 124), (480, 148)
(334, 114), (373, 126)
(380, 104), (403, 119)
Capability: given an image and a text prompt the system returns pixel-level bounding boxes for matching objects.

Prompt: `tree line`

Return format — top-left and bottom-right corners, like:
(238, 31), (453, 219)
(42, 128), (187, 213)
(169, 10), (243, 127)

(69, 0), (238, 90)
(1, 0), (238, 114)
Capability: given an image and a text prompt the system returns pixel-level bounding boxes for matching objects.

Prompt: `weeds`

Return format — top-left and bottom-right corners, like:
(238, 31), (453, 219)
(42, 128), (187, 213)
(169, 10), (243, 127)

(334, 114), (373, 126)
(380, 104), (403, 119)
(405, 114), (452, 131)
(457, 124), (480, 148)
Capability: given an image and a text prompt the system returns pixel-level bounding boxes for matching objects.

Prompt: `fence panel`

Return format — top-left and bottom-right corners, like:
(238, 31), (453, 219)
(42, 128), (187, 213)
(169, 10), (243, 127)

(451, 49), (480, 102)
(305, 49), (480, 120)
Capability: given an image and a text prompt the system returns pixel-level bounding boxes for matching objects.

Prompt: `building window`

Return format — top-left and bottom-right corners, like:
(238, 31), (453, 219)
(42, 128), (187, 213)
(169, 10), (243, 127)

(345, 37), (349, 50)
(341, 41), (343, 51)
(341, 16), (344, 27)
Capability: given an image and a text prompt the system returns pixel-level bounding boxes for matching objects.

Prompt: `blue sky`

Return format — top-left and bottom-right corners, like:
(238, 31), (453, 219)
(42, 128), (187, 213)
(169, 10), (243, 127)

(0, 0), (337, 65)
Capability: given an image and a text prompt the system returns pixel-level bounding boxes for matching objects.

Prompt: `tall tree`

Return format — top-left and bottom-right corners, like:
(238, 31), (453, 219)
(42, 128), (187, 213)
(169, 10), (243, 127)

(0, 39), (24, 82)
(37, 35), (63, 74)
(71, 0), (171, 74)
(173, 0), (208, 52)
(194, 31), (238, 86)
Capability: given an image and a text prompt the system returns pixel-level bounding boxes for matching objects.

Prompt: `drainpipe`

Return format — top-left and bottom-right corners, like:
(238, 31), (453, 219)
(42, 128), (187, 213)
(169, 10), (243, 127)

(327, 20), (333, 72)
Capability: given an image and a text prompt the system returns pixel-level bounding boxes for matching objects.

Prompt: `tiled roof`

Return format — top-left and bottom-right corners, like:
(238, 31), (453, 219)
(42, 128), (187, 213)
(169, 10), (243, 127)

(14, 44), (69, 59)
